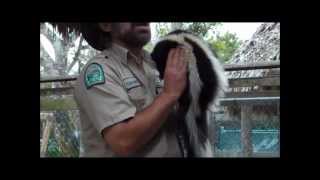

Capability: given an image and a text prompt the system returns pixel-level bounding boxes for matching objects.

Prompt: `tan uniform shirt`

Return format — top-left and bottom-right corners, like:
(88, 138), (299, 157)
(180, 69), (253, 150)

(74, 43), (182, 157)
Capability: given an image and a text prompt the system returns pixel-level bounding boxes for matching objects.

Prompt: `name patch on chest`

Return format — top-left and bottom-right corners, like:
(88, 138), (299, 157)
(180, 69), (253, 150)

(123, 77), (141, 91)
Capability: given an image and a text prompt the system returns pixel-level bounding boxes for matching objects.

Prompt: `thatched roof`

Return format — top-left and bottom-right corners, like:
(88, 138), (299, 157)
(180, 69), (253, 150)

(45, 23), (106, 50)
(46, 23), (82, 39)
(226, 23), (280, 78)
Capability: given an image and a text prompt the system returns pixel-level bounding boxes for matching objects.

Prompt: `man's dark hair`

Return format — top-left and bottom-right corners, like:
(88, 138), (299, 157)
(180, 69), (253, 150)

(81, 23), (112, 51)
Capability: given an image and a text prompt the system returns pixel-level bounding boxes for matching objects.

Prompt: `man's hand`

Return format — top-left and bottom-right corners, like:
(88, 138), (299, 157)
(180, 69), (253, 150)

(162, 47), (187, 101)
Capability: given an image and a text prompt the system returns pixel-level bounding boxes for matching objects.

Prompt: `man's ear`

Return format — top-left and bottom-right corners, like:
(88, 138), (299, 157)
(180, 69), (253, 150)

(98, 23), (112, 33)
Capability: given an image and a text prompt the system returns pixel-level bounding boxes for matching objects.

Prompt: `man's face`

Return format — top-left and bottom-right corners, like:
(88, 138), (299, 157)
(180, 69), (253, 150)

(110, 23), (151, 48)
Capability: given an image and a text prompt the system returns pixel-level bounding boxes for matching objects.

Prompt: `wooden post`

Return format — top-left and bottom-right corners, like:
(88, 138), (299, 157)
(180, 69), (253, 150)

(241, 105), (253, 157)
(40, 115), (53, 157)
(207, 110), (216, 156)
(277, 102), (280, 156)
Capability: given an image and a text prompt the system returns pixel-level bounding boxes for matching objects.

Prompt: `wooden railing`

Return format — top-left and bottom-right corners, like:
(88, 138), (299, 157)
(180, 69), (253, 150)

(40, 61), (280, 83)
(223, 61), (280, 71)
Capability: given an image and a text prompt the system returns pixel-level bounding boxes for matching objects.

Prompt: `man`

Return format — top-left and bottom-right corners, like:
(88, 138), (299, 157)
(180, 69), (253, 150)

(74, 23), (188, 157)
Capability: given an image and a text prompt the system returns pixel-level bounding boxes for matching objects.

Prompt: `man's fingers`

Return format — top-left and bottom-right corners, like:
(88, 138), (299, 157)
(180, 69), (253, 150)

(177, 47), (187, 72)
(167, 49), (175, 67)
(167, 47), (188, 72)
(171, 48), (180, 67)
(175, 48), (182, 68)
(178, 47), (186, 69)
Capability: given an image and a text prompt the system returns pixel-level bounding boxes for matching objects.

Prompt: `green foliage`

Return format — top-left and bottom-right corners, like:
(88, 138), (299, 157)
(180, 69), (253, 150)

(40, 97), (77, 111)
(155, 23), (171, 38)
(209, 31), (243, 63)
(143, 42), (154, 53)
(43, 110), (80, 157)
(153, 23), (242, 63)
(184, 22), (221, 39)
(47, 137), (63, 157)
(154, 22), (221, 40)
(54, 111), (80, 157)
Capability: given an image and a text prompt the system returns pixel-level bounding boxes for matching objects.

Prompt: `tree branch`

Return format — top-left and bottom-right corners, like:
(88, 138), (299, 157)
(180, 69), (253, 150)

(66, 36), (84, 74)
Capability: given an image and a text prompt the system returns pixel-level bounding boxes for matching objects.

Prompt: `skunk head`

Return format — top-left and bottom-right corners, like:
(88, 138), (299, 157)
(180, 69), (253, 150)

(151, 30), (228, 105)
(150, 30), (188, 79)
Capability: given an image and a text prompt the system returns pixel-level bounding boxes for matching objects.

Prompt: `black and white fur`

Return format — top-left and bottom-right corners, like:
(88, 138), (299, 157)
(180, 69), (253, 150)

(151, 30), (228, 157)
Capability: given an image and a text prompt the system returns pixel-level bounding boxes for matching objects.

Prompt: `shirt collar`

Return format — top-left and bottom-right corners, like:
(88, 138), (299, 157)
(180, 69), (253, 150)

(103, 42), (151, 65)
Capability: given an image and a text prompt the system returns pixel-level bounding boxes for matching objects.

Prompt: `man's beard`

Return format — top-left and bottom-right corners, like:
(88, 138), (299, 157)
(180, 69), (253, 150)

(118, 23), (151, 48)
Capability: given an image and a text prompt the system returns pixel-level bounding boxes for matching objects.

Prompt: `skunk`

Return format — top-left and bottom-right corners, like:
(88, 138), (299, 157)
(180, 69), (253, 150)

(151, 30), (228, 157)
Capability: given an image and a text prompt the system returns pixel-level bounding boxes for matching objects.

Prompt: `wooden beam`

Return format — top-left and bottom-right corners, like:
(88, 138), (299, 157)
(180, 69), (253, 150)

(241, 105), (253, 157)
(259, 77), (280, 86)
(225, 91), (280, 98)
(228, 76), (280, 88)
(40, 87), (74, 96)
(40, 62), (280, 83)
(220, 97), (280, 106)
(40, 75), (78, 83)
(224, 62), (280, 71)
(251, 152), (279, 157)
(66, 36), (84, 73)
(40, 116), (53, 157)
(208, 111), (216, 156)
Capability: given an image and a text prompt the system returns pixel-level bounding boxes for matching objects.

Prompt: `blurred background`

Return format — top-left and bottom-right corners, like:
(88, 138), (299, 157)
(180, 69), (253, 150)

(40, 22), (280, 157)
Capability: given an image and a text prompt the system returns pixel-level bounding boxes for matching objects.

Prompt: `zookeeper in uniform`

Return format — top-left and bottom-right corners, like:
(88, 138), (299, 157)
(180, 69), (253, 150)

(74, 23), (188, 157)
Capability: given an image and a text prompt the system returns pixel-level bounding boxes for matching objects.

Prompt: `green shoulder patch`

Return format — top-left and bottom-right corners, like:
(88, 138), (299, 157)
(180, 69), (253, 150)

(84, 63), (105, 89)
